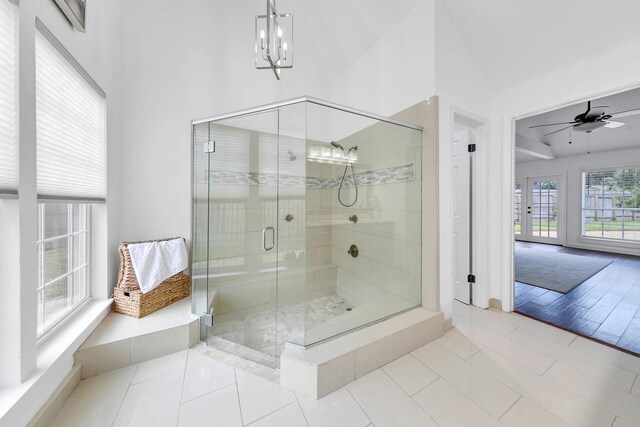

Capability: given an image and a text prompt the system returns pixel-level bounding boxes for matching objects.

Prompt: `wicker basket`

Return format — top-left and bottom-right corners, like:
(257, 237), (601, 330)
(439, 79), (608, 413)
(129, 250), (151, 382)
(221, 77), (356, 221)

(113, 238), (191, 318)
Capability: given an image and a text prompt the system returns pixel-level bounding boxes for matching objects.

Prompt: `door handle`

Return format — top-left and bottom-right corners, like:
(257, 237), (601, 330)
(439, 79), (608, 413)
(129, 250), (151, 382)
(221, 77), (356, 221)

(262, 226), (275, 251)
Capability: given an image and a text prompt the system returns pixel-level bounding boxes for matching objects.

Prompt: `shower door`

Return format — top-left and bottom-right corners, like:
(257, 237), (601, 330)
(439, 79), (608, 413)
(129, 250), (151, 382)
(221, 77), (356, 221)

(197, 110), (282, 367)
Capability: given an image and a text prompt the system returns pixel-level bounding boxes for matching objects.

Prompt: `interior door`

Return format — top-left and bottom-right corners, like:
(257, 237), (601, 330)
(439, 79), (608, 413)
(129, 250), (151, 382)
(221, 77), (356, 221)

(523, 175), (563, 245)
(453, 127), (474, 304)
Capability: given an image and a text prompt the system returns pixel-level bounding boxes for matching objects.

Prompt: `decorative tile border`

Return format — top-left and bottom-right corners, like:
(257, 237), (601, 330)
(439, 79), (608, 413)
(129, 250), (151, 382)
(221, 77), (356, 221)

(205, 163), (415, 189)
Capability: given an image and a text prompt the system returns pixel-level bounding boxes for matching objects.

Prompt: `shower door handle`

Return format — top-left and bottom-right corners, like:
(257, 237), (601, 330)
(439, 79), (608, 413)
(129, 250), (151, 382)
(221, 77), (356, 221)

(262, 226), (275, 251)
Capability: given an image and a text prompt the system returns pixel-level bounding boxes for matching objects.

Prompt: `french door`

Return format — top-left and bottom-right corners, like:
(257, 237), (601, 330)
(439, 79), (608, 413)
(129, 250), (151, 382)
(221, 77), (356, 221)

(516, 175), (564, 245)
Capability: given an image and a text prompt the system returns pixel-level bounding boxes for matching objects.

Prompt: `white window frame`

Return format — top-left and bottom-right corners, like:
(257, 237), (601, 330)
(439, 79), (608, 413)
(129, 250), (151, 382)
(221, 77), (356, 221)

(36, 203), (92, 340)
(581, 166), (640, 243)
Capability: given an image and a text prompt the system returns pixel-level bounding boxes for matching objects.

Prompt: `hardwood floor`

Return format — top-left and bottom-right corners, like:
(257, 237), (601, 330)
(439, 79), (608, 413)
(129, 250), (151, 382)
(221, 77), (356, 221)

(515, 241), (640, 356)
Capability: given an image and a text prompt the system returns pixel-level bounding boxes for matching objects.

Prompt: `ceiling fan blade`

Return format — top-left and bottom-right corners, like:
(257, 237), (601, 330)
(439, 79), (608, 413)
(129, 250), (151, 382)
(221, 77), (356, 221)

(604, 120), (626, 129)
(543, 125), (574, 137)
(610, 107), (640, 118)
(529, 121), (575, 129)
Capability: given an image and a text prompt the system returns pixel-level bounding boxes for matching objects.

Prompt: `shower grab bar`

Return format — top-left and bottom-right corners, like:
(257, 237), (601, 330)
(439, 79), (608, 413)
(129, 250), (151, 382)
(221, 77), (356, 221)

(262, 226), (275, 251)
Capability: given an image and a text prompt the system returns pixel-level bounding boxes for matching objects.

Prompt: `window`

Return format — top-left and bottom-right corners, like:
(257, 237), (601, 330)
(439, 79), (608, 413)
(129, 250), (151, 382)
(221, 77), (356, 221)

(35, 22), (106, 337)
(582, 169), (640, 242)
(37, 203), (90, 337)
(35, 22), (106, 200)
(0, 0), (17, 194)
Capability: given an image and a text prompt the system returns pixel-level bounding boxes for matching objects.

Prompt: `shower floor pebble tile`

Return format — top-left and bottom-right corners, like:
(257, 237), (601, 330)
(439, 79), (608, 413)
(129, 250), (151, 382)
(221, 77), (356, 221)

(50, 301), (640, 427)
(213, 293), (353, 363)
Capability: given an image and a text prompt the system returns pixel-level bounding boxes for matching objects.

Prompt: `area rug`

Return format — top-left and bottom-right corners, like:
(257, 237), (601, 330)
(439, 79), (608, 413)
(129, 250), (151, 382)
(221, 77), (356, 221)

(515, 248), (612, 293)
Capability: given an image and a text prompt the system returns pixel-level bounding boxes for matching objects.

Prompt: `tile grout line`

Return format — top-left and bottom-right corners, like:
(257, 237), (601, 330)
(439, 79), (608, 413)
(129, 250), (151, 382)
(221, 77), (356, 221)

(381, 365), (414, 398)
(510, 322), (640, 384)
(293, 394), (311, 427)
(234, 369), (245, 427)
(180, 382), (238, 405)
(244, 402), (298, 427)
(446, 345), (533, 410)
(345, 384), (373, 425)
(175, 350), (191, 426)
(110, 363), (138, 427)
(498, 394), (522, 421)
(377, 368), (438, 424)
(418, 343), (518, 423)
(537, 362), (620, 422)
(541, 359), (556, 376)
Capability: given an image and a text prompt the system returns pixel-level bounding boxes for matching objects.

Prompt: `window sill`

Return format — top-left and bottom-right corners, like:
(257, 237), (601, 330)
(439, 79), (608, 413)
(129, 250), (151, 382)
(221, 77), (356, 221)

(0, 298), (112, 426)
(575, 236), (640, 255)
(579, 235), (640, 246)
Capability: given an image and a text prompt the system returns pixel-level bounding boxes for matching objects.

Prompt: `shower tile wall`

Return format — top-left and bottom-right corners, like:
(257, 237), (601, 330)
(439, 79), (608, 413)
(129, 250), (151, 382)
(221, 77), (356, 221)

(329, 123), (422, 309)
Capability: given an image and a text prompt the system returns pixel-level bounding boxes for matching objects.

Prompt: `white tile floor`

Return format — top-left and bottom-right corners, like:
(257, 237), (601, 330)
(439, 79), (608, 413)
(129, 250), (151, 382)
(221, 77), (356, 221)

(50, 302), (640, 427)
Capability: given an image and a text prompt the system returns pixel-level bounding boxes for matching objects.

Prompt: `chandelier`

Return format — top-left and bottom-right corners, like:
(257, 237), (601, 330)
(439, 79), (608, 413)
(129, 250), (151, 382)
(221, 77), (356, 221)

(255, 0), (293, 80)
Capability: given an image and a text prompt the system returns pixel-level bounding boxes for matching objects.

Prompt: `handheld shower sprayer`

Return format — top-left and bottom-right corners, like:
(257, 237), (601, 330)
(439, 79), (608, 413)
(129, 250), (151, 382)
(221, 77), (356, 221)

(330, 141), (359, 207)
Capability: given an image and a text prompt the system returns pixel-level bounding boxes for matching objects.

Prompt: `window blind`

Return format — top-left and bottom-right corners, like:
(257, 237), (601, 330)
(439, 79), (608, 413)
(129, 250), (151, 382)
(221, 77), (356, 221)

(35, 26), (106, 201)
(0, 0), (17, 194)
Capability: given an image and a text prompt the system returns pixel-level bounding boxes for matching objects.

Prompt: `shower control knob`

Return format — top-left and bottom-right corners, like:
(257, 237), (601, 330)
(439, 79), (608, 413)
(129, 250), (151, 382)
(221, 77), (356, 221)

(285, 214), (294, 222)
(348, 244), (359, 258)
(349, 215), (358, 223)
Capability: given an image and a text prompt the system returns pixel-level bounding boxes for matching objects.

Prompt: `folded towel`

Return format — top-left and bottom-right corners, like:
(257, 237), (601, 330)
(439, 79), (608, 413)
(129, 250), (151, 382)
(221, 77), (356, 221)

(127, 238), (188, 294)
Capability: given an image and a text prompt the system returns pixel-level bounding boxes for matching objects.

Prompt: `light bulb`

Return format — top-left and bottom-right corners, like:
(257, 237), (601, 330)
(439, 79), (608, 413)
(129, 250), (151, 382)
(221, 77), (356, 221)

(260, 30), (265, 39)
(283, 42), (287, 51)
(277, 26), (283, 37)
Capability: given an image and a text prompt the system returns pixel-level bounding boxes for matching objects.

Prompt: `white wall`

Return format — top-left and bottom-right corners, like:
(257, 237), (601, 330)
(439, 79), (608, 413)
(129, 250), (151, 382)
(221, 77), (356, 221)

(516, 147), (640, 256)
(490, 38), (640, 311)
(330, 0), (436, 116)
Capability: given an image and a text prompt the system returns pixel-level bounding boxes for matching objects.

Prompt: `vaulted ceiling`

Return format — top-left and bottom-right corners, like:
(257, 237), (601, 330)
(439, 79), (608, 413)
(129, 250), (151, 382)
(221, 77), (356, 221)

(441, 0), (640, 90)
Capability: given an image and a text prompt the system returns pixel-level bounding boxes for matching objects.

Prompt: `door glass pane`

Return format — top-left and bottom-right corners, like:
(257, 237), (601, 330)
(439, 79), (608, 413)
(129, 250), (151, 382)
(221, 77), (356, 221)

(514, 182), (522, 235)
(531, 179), (558, 239)
(204, 110), (280, 367)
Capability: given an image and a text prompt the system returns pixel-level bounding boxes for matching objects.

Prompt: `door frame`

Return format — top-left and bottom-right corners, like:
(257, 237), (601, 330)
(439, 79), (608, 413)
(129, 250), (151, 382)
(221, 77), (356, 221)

(451, 109), (488, 308)
(503, 82), (640, 312)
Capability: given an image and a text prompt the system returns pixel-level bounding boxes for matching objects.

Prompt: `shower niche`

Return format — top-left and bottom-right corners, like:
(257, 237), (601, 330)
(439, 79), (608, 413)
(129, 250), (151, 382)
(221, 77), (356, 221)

(192, 97), (441, 397)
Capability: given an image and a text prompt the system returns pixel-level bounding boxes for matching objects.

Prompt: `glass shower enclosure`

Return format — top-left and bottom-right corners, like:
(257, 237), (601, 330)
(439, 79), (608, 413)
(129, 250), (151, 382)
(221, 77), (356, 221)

(192, 97), (422, 368)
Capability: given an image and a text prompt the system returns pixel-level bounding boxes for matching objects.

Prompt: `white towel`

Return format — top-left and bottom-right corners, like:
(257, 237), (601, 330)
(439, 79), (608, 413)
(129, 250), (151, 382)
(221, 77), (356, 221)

(127, 238), (188, 294)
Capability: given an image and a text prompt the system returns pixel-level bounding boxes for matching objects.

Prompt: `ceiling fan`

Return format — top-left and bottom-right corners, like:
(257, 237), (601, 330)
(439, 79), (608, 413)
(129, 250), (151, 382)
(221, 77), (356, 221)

(529, 101), (640, 137)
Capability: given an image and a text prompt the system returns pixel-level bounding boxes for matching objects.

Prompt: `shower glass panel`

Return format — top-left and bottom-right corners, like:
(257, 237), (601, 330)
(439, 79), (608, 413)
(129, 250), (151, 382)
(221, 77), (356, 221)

(193, 110), (281, 367)
(192, 98), (422, 367)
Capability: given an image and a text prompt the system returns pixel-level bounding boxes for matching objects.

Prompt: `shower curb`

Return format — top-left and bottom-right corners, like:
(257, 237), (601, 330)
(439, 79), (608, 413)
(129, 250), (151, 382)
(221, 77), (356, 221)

(280, 307), (443, 399)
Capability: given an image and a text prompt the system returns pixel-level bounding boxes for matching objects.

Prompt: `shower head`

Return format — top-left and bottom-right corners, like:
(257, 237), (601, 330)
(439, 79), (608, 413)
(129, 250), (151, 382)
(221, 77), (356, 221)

(287, 150), (297, 161)
(348, 145), (358, 152)
(330, 141), (344, 151)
